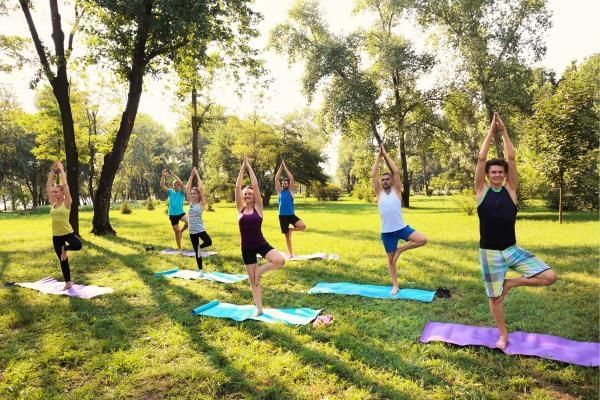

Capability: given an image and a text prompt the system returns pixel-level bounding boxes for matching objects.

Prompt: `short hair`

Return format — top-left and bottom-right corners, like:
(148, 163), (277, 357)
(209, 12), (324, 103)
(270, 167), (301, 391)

(381, 172), (392, 178)
(485, 158), (509, 173)
(280, 178), (290, 183)
(53, 184), (64, 192)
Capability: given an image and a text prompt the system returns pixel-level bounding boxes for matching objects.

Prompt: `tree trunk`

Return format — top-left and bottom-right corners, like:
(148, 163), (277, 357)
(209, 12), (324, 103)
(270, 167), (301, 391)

(92, 36), (149, 234)
(87, 109), (97, 202)
(558, 172), (563, 224)
(191, 87), (199, 187)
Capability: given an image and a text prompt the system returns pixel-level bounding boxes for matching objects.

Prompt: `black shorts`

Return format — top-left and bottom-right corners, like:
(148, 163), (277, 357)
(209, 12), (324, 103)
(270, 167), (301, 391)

(169, 213), (186, 226)
(241, 243), (274, 265)
(279, 214), (300, 233)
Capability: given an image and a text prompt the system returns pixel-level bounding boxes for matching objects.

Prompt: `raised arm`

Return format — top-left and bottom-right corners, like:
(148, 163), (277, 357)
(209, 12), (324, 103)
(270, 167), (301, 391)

(282, 160), (295, 193)
(47, 163), (56, 202)
(160, 169), (168, 192)
(274, 161), (283, 193)
(245, 157), (263, 212)
(380, 145), (402, 194)
(194, 168), (207, 207)
(496, 113), (518, 193)
(475, 114), (496, 196)
(56, 161), (72, 208)
(185, 168), (194, 202)
(235, 159), (245, 211)
(372, 148), (382, 195)
(170, 171), (184, 187)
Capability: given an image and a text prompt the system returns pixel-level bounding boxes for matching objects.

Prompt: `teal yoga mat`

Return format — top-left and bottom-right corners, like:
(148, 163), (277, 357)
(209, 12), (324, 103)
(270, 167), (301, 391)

(307, 282), (435, 302)
(192, 300), (322, 325)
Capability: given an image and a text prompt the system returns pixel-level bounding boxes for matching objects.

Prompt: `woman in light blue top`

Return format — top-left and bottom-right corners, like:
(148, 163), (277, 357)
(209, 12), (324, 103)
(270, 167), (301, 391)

(161, 169), (188, 254)
(185, 167), (212, 271)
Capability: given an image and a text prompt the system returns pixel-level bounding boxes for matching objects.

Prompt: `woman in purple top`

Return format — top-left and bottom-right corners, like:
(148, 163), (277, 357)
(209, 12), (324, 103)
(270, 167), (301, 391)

(235, 156), (285, 316)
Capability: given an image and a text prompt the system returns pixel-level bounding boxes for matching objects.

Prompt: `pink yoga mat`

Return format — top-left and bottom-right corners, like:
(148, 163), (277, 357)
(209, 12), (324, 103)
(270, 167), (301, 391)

(17, 277), (114, 299)
(420, 321), (600, 367)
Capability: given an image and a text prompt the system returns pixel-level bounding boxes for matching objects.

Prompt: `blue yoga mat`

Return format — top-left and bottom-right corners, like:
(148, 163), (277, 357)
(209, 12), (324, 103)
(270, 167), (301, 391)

(155, 268), (248, 283)
(192, 300), (322, 325)
(307, 282), (436, 302)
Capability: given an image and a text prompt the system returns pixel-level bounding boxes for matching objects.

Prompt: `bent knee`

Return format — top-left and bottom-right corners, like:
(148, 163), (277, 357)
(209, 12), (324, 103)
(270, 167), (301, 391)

(544, 269), (558, 285)
(276, 257), (286, 268)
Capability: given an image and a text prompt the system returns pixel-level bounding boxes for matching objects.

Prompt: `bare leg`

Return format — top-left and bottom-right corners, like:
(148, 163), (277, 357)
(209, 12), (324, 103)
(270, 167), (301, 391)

(489, 298), (509, 349)
(180, 215), (189, 234)
(393, 231), (427, 264)
(387, 251), (400, 295)
(284, 231), (293, 256)
(245, 264), (263, 315)
(493, 269), (558, 304)
(256, 249), (285, 286)
(172, 225), (182, 251)
(289, 220), (306, 232)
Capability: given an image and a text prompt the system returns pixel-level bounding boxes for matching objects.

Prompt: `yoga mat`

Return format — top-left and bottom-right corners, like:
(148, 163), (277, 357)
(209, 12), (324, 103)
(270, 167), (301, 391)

(192, 300), (322, 325)
(160, 249), (217, 258)
(258, 252), (340, 261)
(419, 321), (600, 367)
(155, 268), (248, 283)
(16, 277), (113, 299)
(307, 282), (435, 302)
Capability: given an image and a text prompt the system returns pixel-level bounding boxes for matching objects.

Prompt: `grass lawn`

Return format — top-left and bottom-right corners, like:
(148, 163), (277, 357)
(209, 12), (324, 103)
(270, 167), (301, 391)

(0, 195), (598, 399)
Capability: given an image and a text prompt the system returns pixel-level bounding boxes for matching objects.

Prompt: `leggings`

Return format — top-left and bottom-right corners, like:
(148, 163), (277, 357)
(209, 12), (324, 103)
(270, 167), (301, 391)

(52, 233), (83, 282)
(189, 231), (212, 270)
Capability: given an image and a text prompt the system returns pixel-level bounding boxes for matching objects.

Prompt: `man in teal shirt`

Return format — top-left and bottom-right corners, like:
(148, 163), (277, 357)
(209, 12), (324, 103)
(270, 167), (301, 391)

(275, 160), (306, 257)
(161, 169), (188, 253)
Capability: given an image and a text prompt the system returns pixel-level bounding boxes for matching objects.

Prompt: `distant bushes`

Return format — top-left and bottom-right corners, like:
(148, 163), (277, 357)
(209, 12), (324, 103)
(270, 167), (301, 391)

(452, 189), (476, 215)
(352, 182), (374, 203)
(316, 184), (341, 201)
(120, 201), (132, 214)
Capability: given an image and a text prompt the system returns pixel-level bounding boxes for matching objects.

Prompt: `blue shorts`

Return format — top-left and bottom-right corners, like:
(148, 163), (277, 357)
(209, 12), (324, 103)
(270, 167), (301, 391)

(381, 225), (415, 253)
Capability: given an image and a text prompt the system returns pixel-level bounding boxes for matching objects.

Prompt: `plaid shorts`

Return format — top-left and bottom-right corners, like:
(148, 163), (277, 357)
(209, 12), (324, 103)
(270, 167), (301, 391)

(479, 245), (550, 298)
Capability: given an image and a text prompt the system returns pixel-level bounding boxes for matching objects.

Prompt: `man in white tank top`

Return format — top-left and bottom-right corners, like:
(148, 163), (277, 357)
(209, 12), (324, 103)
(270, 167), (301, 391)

(372, 145), (427, 295)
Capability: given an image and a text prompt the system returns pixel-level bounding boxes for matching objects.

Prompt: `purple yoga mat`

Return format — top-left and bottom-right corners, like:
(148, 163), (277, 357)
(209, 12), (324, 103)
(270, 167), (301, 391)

(420, 321), (600, 367)
(16, 277), (114, 299)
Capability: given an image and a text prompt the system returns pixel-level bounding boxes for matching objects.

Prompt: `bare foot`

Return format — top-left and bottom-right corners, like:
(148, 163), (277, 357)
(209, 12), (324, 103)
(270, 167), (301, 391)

(496, 335), (508, 350)
(63, 281), (73, 290)
(60, 246), (67, 261)
(390, 286), (399, 296)
(253, 309), (264, 317)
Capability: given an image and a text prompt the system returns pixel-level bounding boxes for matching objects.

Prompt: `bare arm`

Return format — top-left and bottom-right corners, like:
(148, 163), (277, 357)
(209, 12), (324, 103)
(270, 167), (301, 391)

(195, 168), (207, 208)
(282, 161), (295, 193)
(160, 169), (168, 192)
(235, 160), (245, 211)
(56, 161), (72, 208)
(185, 169), (194, 202)
(274, 162), (283, 193)
(171, 171), (184, 187)
(496, 113), (518, 194)
(475, 115), (496, 196)
(380, 145), (403, 194)
(245, 157), (263, 213)
(372, 149), (382, 195)
(47, 167), (55, 202)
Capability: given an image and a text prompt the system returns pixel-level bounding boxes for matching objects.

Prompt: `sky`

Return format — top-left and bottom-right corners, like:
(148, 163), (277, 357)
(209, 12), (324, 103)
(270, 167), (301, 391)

(1, 0), (599, 174)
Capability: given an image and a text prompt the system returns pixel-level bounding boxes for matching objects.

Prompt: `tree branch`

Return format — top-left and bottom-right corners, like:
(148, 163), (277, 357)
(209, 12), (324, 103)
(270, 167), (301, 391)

(18, 0), (55, 81)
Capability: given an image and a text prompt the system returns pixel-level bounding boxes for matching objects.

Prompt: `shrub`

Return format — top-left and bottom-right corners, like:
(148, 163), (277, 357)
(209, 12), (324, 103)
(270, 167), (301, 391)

(352, 181), (374, 203)
(146, 197), (155, 210)
(452, 189), (476, 215)
(316, 184), (342, 201)
(120, 201), (132, 214)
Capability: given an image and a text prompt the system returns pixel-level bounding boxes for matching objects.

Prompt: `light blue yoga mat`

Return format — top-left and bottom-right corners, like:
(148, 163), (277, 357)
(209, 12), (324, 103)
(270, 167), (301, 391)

(155, 268), (248, 283)
(307, 282), (436, 302)
(192, 300), (322, 325)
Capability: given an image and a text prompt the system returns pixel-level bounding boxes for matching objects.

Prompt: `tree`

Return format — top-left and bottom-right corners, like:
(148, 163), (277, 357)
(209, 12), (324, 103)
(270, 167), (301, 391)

(270, 0), (383, 145)
(356, 0), (436, 206)
(525, 56), (599, 222)
(417, 0), (551, 157)
(17, 0), (85, 233)
(87, 0), (259, 235)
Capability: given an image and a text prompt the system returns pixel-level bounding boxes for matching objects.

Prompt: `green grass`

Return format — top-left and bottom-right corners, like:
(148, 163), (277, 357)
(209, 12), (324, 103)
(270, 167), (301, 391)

(0, 195), (598, 399)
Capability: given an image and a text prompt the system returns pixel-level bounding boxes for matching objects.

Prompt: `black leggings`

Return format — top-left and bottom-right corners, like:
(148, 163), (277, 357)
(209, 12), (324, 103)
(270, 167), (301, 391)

(52, 233), (82, 282)
(189, 231), (212, 270)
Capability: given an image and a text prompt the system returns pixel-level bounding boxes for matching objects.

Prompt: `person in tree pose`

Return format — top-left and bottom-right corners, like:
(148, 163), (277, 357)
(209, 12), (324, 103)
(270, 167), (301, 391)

(161, 169), (188, 254)
(236, 156), (285, 316)
(372, 144), (427, 295)
(185, 166), (212, 272)
(475, 112), (557, 349)
(275, 160), (306, 257)
(47, 161), (82, 290)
